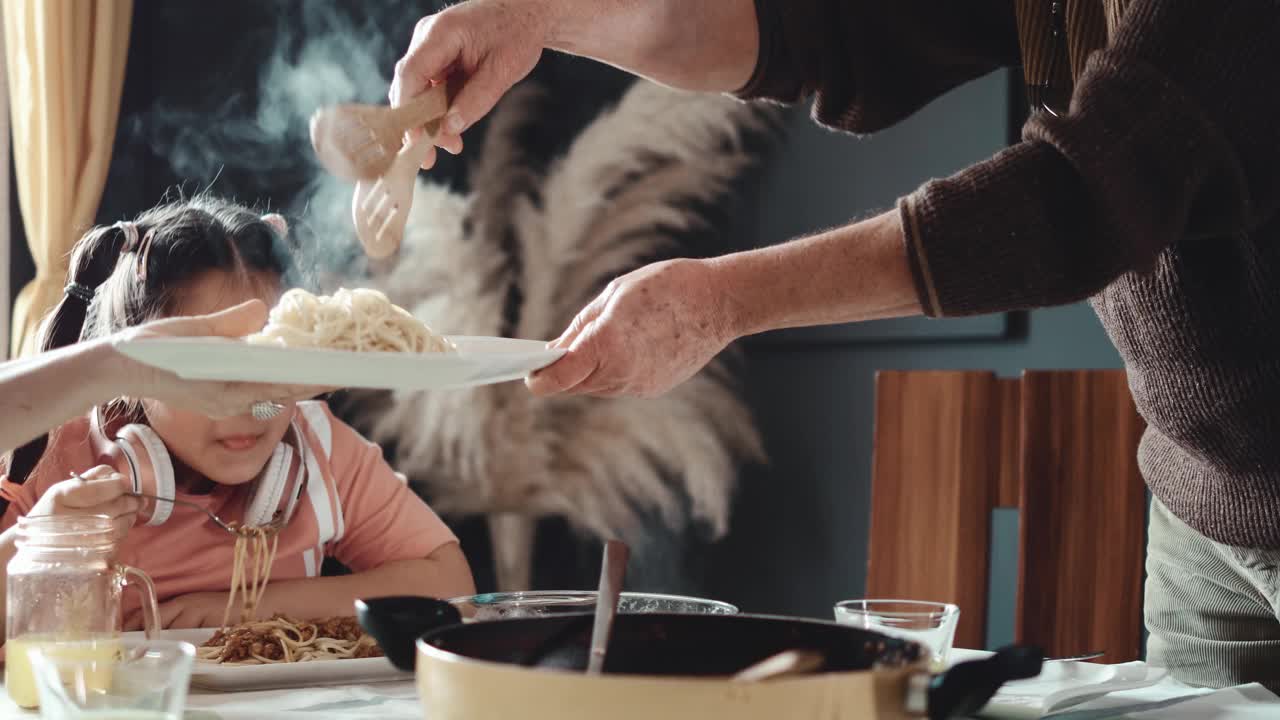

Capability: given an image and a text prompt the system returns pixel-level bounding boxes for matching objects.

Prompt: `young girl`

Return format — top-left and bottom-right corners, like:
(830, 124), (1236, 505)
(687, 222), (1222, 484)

(0, 196), (475, 633)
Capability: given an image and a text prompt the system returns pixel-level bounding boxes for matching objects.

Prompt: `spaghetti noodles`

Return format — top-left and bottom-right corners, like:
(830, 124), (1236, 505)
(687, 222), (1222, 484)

(220, 524), (280, 629)
(197, 615), (383, 664)
(246, 287), (454, 353)
(203, 528), (384, 665)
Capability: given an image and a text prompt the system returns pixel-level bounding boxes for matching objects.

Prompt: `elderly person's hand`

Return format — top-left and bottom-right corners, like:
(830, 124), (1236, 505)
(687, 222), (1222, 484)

(390, 0), (761, 170)
(114, 300), (330, 418)
(525, 259), (742, 398)
(390, 0), (547, 168)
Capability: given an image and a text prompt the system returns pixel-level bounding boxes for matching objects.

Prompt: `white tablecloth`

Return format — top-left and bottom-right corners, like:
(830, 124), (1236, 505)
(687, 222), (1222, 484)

(184, 681), (421, 719)
(0, 681), (423, 720)
(0, 665), (1274, 719)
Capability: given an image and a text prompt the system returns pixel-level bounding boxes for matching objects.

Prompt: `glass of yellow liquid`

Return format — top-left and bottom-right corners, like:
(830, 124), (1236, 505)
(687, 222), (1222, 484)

(26, 639), (194, 720)
(5, 635), (122, 710)
(5, 514), (161, 709)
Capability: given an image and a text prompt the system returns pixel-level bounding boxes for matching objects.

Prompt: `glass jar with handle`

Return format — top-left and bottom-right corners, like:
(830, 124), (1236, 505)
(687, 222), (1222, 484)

(5, 514), (160, 709)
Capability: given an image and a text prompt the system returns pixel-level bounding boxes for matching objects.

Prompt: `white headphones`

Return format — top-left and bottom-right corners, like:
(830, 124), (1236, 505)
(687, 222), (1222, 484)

(88, 406), (309, 528)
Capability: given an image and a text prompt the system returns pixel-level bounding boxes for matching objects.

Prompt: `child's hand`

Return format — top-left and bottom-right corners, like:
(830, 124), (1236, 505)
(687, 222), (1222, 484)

(27, 465), (140, 541)
(124, 591), (229, 631)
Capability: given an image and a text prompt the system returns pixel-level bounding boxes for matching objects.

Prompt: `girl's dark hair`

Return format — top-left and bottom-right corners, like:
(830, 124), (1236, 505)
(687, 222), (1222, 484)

(4, 195), (303, 493)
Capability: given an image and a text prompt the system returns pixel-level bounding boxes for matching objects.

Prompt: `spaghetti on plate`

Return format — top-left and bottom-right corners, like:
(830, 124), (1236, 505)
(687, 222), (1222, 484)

(202, 518), (382, 664)
(246, 287), (454, 353)
(199, 525), (382, 665)
(199, 615), (382, 664)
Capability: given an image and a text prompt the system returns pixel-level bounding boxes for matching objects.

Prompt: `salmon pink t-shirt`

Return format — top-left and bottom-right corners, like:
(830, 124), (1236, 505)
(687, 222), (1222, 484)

(0, 401), (456, 614)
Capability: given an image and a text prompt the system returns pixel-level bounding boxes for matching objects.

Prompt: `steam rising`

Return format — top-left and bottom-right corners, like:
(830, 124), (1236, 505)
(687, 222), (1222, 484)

(131, 1), (436, 286)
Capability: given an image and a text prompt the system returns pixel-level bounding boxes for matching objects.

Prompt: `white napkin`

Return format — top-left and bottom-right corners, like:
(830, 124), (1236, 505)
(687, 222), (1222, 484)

(978, 661), (1169, 718)
(1120, 683), (1279, 719)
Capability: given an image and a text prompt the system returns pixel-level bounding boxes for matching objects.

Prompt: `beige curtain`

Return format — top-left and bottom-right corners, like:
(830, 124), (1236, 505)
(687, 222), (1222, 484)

(4, 0), (132, 357)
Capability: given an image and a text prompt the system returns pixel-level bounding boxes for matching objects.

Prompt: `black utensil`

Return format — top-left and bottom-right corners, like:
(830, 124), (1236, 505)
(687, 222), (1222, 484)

(355, 595), (462, 671)
(923, 645), (1044, 719)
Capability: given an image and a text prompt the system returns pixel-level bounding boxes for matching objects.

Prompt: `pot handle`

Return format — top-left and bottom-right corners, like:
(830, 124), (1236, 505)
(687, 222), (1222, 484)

(907, 645), (1043, 720)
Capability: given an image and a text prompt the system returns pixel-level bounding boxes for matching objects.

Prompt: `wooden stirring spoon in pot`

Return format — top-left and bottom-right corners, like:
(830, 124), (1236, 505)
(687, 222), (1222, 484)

(310, 84), (449, 182)
(731, 650), (826, 682)
(586, 540), (630, 675)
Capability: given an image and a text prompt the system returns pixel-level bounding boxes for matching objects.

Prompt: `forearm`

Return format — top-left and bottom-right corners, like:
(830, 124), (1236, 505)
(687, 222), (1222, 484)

(259, 547), (475, 619)
(893, 3), (1279, 318)
(542, 0), (759, 93)
(716, 209), (923, 336)
(0, 339), (132, 455)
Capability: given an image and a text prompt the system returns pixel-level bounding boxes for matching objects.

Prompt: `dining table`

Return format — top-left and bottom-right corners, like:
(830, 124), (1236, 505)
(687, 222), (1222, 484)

(0, 648), (1276, 720)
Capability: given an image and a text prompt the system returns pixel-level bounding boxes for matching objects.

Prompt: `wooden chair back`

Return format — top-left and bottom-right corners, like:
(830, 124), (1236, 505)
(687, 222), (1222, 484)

(868, 369), (1145, 662)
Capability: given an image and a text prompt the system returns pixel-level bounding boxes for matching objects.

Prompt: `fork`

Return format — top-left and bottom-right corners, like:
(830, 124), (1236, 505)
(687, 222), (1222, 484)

(1046, 651), (1106, 662)
(126, 492), (284, 535)
(352, 136), (434, 259)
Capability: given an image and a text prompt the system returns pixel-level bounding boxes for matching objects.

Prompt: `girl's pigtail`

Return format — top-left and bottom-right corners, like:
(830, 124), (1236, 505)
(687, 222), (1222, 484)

(3, 223), (135, 495)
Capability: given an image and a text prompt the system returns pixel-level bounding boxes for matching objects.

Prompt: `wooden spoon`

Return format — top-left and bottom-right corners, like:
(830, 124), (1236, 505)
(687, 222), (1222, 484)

(586, 539), (629, 675)
(731, 649), (826, 682)
(310, 84), (449, 181)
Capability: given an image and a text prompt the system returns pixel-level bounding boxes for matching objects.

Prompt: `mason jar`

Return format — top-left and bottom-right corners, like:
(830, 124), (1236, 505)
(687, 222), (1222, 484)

(5, 514), (159, 708)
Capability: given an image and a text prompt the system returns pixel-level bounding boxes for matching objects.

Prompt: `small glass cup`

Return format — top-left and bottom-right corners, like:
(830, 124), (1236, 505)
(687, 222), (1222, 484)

(28, 638), (195, 719)
(833, 599), (960, 669)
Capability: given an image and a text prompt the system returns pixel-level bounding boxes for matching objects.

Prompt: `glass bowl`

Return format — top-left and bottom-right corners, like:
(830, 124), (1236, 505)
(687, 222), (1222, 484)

(447, 591), (738, 622)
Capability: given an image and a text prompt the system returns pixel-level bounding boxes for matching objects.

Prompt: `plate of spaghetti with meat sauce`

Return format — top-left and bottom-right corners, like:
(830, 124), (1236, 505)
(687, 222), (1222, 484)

(137, 541), (408, 689)
(122, 522), (407, 690)
(129, 618), (408, 691)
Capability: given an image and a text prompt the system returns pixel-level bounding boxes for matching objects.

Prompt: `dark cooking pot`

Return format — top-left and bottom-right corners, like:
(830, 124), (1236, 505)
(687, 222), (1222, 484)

(357, 597), (1041, 720)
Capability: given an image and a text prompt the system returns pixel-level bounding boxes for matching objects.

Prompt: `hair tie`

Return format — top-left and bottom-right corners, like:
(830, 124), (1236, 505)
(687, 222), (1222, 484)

(115, 221), (140, 252)
(135, 228), (157, 282)
(64, 282), (96, 304)
(261, 213), (289, 237)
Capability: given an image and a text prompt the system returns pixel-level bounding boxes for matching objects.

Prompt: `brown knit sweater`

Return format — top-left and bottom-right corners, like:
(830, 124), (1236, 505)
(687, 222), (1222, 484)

(737, 0), (1280, 549)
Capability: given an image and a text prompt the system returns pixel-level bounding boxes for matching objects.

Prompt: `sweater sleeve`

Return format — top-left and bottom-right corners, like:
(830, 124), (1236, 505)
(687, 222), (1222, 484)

(736, 0), (1021, 133)
(900, 1), (1280, 317)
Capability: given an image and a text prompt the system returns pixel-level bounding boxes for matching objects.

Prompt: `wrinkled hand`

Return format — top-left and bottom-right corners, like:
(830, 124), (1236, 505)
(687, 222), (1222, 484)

(390, 0), (547, 168)
(525, 259), (739, 398)
(125, 591), (230, 631)
(114, 300), (332, 418)
(27, 465), (140, 542)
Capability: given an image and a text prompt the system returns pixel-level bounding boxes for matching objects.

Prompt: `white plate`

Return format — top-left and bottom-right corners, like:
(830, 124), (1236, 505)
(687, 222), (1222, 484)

(111, 336), (565, 391)
(132, 629), (409, 692)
